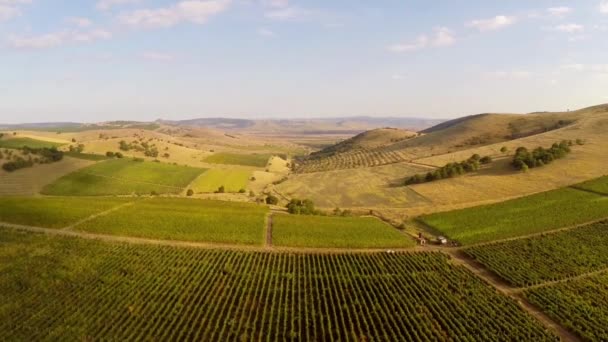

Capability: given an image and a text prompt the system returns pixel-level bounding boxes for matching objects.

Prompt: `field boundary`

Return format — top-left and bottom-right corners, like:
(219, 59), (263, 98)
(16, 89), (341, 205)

(569, 185), (608, 197)
(265, 213), (273, 248)
(63, 200), (138, 231)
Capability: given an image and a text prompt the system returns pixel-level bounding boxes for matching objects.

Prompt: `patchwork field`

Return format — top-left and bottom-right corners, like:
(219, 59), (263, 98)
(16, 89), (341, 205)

(525, 273), (608, 341)
(0, 197), (132, 228)
(75, 198), (268, 245)
(203, 153), (271, 167)
(42, 159), (204, 196)
(0, 229), (555, 341)
(420, 187), (608, 245)
(464, 220), (608, 287)
(0, 137), (65, 149)
(190, 169), (249, 193)
(272, 214), (413, 248)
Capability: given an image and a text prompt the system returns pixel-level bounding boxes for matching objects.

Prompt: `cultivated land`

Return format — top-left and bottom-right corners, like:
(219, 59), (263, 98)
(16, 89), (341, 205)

(190, 169), (249, 193)
(75, 198), (268, 245)
(420, 187), (608, 245)
(464, 220), (608, 287)
(0, 197), (132, 228)
(0, 229), (555, 341)
(572, 175), (608, 195)
(272, 214), (413, 249)
(203, 153), (271, 167)
(42, 159), (204, 196)
(0, 137), (65, 149)
(525, 273), (608, 341)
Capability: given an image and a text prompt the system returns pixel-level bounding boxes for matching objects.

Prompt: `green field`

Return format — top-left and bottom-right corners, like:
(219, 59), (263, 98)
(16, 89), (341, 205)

(190, 169), (250, 193)
(272, 214), (414, 248)
(420, 187), (608, 245)
(573, 175), (608, 195)
(75, 198), (268, 245)
(526, 273), (608, 341)
(42, 159), (204, 196)
(464, 221), (608, 287)
(0, 229), (555, 341)
(0, 197), (131, 228)
(64, 152), (109, 161)
(0, 137), (65, 149)
(204, 153), (271, 167)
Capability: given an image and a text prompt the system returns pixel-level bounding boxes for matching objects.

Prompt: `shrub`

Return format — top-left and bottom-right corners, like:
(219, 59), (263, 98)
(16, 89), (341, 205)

(187, 189), (194, 196)
(512, 140), (572, 171)
(239, 188), (246, 193)
(216, 186), (225, 194)
(106, 151), (115, 158)
(405, 154), (487, 186)
(115, 152), (124, 158)
(500, 146), (508, 153)
(287, 199), (317, 215)
(480, 156), (493, 164)
(266, 194), (279, 205)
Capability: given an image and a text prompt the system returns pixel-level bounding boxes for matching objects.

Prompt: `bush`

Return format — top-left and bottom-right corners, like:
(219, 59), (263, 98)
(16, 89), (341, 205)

(512, 140), (572, 171)
(500, 146), (508, 153)
(266, 194), (279, 205)
(186, 189), (194, 196)
(405, 154), (487, 186)
(115, 152), (124, 158)
(239, 188), (246, 193)
(106, 151), (115, 158)
(480, 156), (493, 164)
(216, 186), (225, 194)
(287, 199), (317, 215)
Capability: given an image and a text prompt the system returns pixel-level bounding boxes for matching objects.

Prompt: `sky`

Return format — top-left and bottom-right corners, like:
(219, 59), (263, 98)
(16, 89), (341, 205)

(1, 0), (608, 123)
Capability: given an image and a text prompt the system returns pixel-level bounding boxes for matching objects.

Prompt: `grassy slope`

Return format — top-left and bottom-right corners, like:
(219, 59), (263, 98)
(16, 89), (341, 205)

(0, 197), (131, 228)
(203, 153), (271, 167)
(272, 214), (413, 248)
(190, 169), (249, 193)
(75, 198), (268, 245)
(0, 137), (65, 149)
(420, 187), (608, 245)
(464, 220), (608, 286)
(42, 159), (204, 195)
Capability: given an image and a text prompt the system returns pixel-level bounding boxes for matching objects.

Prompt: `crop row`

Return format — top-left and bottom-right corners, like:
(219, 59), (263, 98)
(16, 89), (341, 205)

(0, 228), (555, 341)
(464, 220), (608, 287)
(295, 148), (413, 173)
(525, 272), (608, 341)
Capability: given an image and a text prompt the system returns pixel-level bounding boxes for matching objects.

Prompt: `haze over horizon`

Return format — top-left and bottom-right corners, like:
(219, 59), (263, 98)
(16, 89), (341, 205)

(1, 0), (608, 123)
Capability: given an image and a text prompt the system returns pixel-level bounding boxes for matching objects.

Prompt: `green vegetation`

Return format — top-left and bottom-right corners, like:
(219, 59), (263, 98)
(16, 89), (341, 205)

(405, 154), (489, 185)
(573, 175), (608, 195)
(203, 153), (271, 167)
(420, 187), (608, 245)
(64, 151), (108, 161)
(272, 214), (413, 248)
(0, 197), (131, 228)
(464, 221), (608, 287)
(286, 198), (319, 215)
(2, 147), (64, 172)
(119, 139), (159, 157)
(526, 273), (608, 341)
(0, 137), (65, 149)
(265, 194), (278, 205)
(42, 159), (204, 196)
(75, 198), (268, 245)
(190, 169), (249, 193)
(0, 231), (555, 341)
(512, 140), (572, 171)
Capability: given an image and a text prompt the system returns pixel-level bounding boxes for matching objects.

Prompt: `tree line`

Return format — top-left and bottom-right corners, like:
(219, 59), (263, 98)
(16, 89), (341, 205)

(405, 154), (492, 185)
(512, 140), (580, 171)
(2, 147), (64, 172)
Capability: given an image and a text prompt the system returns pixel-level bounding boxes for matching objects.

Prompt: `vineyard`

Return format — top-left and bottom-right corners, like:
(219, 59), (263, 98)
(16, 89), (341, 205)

(203, 153), (271, 168)
(0, 196), (132, 228)
(272, 214), (413, 249)
(464, 220), (608, 287)
(294, 147), (416, 173)
(0, 228), (555, 341)
(42, 159), (205, 195)
(75, 198), (268, 245)
(572, 175), (608, 195)
(525, 272), (608, 341)
(420, 186), (608, 245)
(0, 137), (65, 149)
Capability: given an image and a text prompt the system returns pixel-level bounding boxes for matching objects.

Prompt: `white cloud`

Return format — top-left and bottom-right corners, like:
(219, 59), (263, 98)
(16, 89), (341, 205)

(0, 0), (31, 22)
(66, 17), (93, 28)
(553, 23), (584, 33)
(264, 6), (309, 21)
(8, 29), (112, 49)
(119, 0), (230, 28)
(141, 51), (175, 62)
(257, 27), (275, 37)
(467, 15), (516, 32)
(389, 27), (455, 53)
(261, 0), (288, 8)
(96, 0), (142, 11)
(485, 70), (532, 79)
(547, 7), (572, 17)
(600, 1), (608, 14)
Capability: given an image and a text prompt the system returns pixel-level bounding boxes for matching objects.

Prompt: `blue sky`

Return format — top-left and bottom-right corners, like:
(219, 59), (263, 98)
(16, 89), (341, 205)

(1, 0), (607, 123)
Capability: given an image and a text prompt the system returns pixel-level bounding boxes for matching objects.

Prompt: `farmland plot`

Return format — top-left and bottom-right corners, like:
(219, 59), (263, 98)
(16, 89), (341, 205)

(0, 229), (555, 341)
(75, 198), (268, 245)
(420, 187), (608, 245)
(190, 169), (250, 193)
(526, 273), (608, 341)
(204, 153), (271, 167)
(42, 159), (204, 195)
(465, 220), (608, 287)
(572, 175), (608, 195)
(0, 137), (65, 149)
(273, 214), (414, 249)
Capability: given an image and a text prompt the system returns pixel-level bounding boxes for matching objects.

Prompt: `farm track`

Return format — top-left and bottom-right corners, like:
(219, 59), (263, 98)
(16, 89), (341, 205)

(63, 200), (139, 231)
(569, 185), (608, 197)
(265, 213), (273, 248)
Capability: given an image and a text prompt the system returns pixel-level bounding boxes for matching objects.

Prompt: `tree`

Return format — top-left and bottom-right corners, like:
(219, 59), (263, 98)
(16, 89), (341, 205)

(187, 189), (194, 196)
(239, 188), (246, 193)
(500, 146), (508, 153)
(480, 156), (493, 164)
(216, 185), (225, 193)
(106, 151), (115, 158)
(266, 194), (279, 205)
